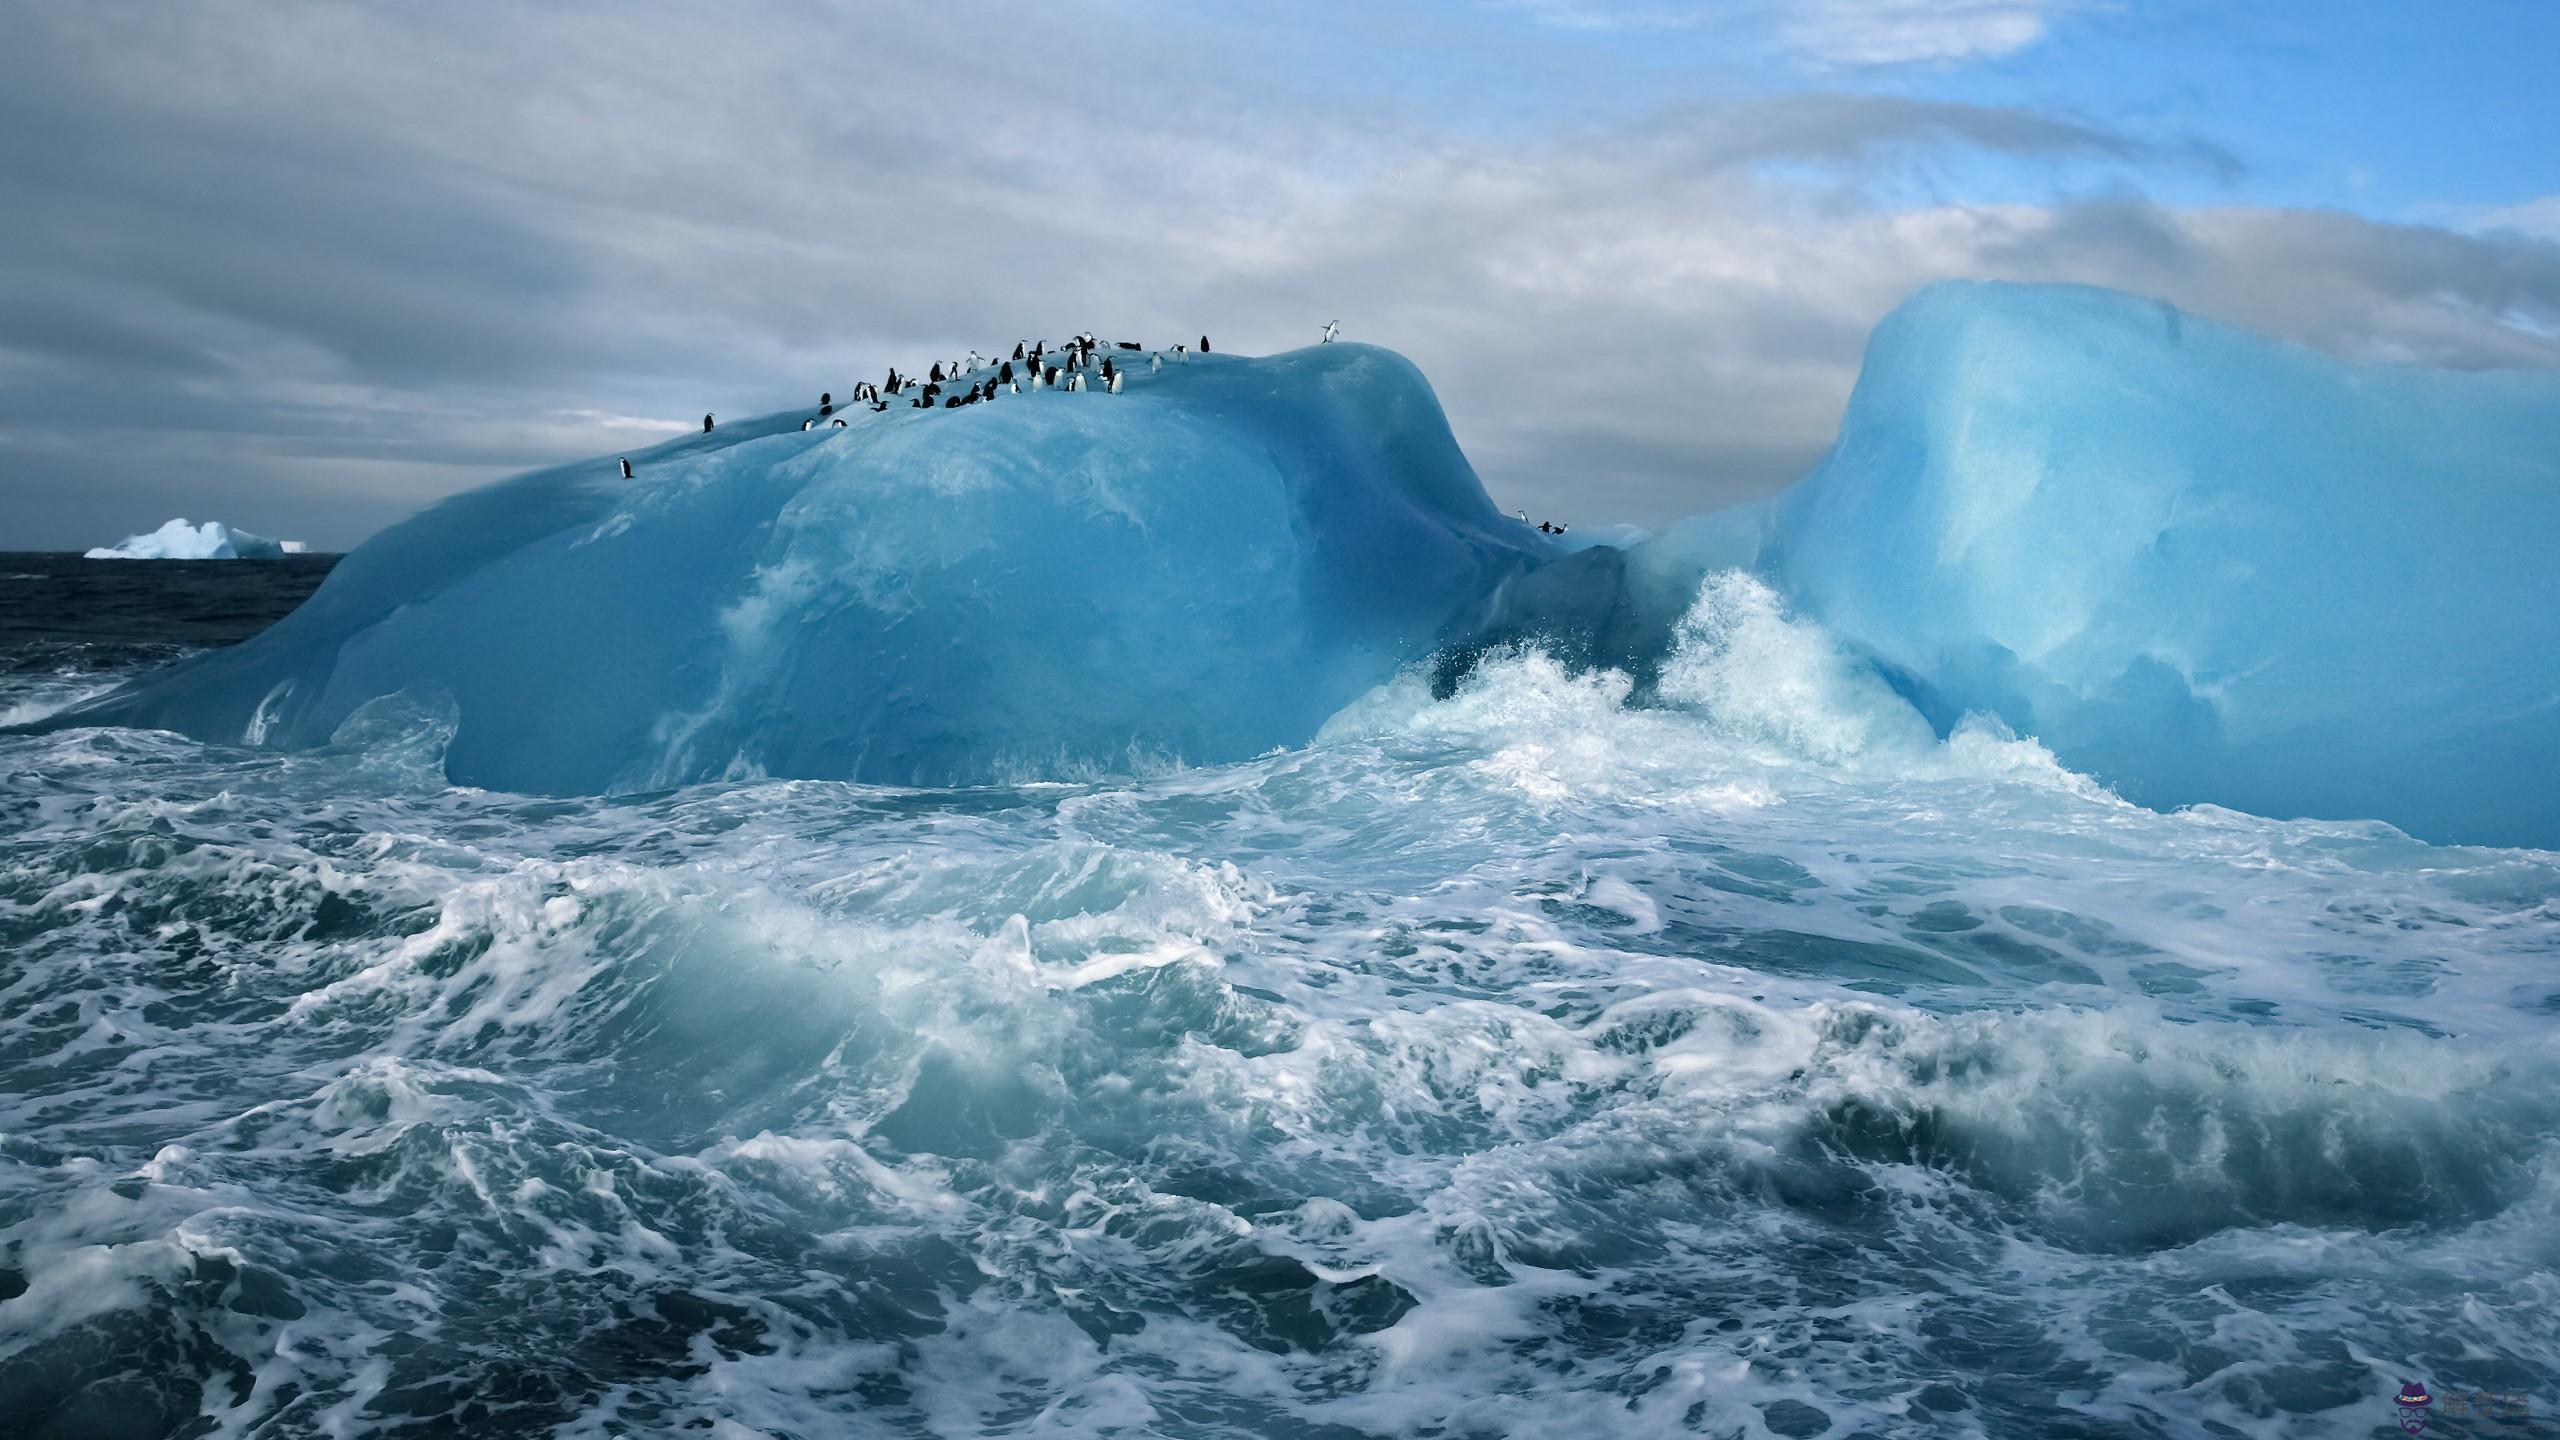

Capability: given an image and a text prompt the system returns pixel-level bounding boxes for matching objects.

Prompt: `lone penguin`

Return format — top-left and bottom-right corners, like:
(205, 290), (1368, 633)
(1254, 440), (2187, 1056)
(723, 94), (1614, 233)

(703, 413), (715, 432)
(618, 457), (633, 479)
(1149, 353), (1162, 373)
(1199, 334), (1210, 353)
(1321, 320), (1339, 343)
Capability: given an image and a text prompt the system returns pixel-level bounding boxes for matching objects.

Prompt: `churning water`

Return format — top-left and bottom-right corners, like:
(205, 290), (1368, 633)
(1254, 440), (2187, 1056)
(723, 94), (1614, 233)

(2, 556), (2554, 1438)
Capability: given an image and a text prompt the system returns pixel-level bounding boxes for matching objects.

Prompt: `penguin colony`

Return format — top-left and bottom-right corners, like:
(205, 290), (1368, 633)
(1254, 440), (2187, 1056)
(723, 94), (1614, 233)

(615, 323), (1555, 528)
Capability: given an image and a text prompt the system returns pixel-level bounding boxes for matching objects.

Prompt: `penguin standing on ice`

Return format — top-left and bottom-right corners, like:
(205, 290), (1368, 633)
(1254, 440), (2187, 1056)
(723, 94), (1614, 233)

(703, 413), (715, 432)
(1199, 334), (1211, 353)
(929, 362), (944, 383)
(618, 457), (633, 479)
(802, 418), (814, 431)
(833, 418), (847, 427)
(1149, 352), (1162, 373)
(1012, 342), (1026, 361)
(1100, 355), (1116, 385)
(821, 392), (832, 407)
(1107, 370), (1123, 394)
(999, 361), (1013, 384)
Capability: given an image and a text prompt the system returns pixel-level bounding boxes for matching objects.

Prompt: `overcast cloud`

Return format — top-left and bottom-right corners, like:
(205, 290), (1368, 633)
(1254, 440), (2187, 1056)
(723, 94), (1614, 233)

(2, 0), (2556, 550)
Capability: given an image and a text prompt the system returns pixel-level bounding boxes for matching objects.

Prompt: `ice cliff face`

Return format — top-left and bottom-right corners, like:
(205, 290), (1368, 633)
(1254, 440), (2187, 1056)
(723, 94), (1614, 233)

(1450, 281), (2560, 848)
(46, 345), (1552, 792)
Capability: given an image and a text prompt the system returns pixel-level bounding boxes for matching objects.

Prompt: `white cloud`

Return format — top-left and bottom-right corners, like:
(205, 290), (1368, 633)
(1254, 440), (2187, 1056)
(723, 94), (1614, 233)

(1775, 0), (2076, 67)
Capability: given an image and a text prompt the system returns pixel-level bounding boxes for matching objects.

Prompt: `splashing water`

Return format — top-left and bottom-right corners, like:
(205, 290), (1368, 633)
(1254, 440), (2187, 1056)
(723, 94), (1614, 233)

(2, 560), (2554, 1439)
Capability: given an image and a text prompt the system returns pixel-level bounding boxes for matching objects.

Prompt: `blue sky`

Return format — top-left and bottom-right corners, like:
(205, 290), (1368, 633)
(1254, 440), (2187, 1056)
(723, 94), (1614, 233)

(1, 0), (2554, 549)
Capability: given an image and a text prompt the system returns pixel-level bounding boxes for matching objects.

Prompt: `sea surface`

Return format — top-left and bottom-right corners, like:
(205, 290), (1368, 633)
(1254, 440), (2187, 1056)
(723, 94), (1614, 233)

(2, 553), (2554, 1438)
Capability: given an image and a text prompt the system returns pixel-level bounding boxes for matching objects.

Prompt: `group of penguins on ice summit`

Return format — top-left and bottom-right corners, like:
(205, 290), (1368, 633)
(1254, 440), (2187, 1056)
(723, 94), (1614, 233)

(606, 320), (1569, 532)
(615, 326), (1322, 480)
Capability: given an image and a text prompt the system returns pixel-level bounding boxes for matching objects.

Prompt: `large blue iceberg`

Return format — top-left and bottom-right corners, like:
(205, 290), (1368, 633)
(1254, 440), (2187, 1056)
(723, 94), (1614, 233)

(1762, 283), (2560, 848)
(43, 346), (1550, 791)
(1453, 281), (2560, 848)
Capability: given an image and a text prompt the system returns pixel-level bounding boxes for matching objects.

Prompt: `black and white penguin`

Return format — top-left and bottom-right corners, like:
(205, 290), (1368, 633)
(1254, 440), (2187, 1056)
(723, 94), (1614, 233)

(1012, 342), (1026, 361)
(929, 362), (944, 383)
(1199, 335), (1210, 353)
(703, 413), (715, 432)
(1149, 353), (1162, 373)
(618, 457), (633, 479)
(1045, 365), (1061, 386)
(1101, 356), (1116, 382)
(872, 400), (888, 412)
(1107, 370), (1123, 394)
(802, 418), (814, 431)
(999, 361), (1013, 384)
(821, 392), (832, 406)
(1321, 320), (1339, 344)
(833, 418), (847, 427)
(1117, 340), (1140, 351)
(820, 402), (833, 417)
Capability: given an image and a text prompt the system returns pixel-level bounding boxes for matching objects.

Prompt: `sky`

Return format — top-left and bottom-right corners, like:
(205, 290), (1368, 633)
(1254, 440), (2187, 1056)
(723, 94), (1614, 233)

(2, 0), (2556, 551)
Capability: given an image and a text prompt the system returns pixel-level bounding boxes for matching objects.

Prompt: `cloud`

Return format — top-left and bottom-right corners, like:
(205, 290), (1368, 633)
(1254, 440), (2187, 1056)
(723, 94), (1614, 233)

(0, 3), (2554, 550)
(1775, 0), (2079, 67)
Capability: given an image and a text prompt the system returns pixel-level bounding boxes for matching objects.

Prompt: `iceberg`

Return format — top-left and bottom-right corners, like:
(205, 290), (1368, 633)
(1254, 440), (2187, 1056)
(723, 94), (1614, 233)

(1455, 282), (2560, 849)
(41, 346), (1552, 792)
(84, 517), (306, 560)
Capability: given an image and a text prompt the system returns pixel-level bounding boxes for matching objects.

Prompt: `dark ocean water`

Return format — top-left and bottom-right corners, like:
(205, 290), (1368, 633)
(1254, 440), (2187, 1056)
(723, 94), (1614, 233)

(2, 556), (2556, 1439)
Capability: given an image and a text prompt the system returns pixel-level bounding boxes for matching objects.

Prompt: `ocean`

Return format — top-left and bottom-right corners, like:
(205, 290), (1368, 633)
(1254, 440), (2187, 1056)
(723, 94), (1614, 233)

(2, 554), (2553, 1438)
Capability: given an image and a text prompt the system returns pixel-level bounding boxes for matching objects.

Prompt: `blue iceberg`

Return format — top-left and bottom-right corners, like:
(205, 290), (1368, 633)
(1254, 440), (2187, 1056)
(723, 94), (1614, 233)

(41, 346), (1550, 792)
(1453, 282), (2560, 848)
(1762, 282), (2560, 849)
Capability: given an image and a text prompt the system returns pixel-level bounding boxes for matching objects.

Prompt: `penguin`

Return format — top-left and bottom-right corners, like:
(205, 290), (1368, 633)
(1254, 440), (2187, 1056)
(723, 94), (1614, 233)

(999, 361), (1014, 384)
(1117, 340), (1141, 351)
(703, 413), (715, 432)
(1199, 334), (1210, 353)
(618, 457), (633, 479)
(1149, 353), (1162, 373)
(1107, 370), (1123, 394)
(1066, 371), (1084, 392)
(821, 392), (832, 406)
(929, 362), (944, 383)
(832, 418), (847, 427)
(1046, 365), (1061, 386)
(802, 418), (814, 431)
(1321, 320), (1339, 343)
(1101, 355), (1116, 382)
(872, 401), (888, 413)
(1008, 380), (1020, 394)
(1171, 344), (1187, 359)
(1554, 523), (1568, 535)
(967, 351), (983, 371)
(820, 402), (833, 417)
(1012, 341), (1026, 361)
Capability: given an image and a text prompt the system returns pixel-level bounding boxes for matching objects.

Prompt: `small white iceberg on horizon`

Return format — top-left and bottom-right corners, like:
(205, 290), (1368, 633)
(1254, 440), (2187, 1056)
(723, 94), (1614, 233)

(84, 518), (308, 560)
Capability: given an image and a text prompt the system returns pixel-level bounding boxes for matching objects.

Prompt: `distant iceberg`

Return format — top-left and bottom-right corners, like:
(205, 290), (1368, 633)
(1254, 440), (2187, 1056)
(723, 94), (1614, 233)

(85, 518), (307, 560)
